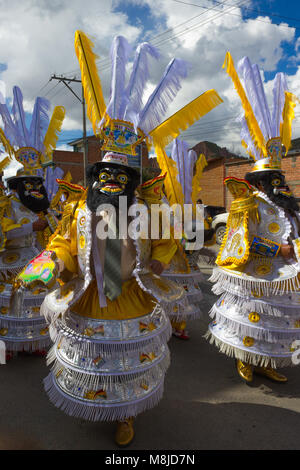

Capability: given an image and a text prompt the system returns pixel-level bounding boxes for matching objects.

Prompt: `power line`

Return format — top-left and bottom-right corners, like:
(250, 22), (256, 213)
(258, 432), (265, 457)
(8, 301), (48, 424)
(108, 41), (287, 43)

(171, 0), (300, 32)
(172, 0), (300, 25)
(150, 0), (247, 48)
(57, 0), (236, 77)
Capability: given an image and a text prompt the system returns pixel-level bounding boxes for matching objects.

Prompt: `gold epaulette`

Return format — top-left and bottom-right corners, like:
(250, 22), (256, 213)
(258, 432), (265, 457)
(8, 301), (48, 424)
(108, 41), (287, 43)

(50, 178), (85, 213)
(135, 174), (166, 206)
(225, 177), (259, 227)
(216, 177), (259, 268)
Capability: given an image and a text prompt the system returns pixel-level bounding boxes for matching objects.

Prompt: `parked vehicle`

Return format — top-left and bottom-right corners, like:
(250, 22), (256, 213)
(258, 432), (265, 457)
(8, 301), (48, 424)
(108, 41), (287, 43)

(211, 212), (229, 245)
(204, 205), (226, 219)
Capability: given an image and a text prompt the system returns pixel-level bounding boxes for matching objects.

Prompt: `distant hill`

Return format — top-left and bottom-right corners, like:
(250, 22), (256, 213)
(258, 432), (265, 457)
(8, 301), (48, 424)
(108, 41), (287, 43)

(191, 137), (300, 162)
(291, 137), (300, 150)
(191, 140), (242, 162)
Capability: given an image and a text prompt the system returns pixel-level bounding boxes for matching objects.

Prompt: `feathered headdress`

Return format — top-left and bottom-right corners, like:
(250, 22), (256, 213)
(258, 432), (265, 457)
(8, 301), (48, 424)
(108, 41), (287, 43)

(0, 84), (65, 184)
(223, 52), (298, 172)
(160, 138), (207, 209)
(74, 30), (223, 173)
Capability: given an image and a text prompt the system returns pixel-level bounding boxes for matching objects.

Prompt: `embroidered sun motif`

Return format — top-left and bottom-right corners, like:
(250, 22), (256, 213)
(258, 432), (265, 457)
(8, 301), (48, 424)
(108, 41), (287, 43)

(268, 222), (280, 234)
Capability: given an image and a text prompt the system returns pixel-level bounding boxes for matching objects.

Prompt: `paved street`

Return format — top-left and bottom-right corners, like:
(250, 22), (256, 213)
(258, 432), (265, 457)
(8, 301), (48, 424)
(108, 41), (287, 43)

(0, 254), (300, 450)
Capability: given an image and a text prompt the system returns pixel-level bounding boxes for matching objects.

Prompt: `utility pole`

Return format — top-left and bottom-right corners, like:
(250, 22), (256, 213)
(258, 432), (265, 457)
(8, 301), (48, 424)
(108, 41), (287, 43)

(50, 74), (88, 187)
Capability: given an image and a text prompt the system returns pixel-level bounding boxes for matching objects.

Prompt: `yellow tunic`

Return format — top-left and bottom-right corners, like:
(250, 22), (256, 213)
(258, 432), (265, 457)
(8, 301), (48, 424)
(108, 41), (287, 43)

(47, 199), (178, 321)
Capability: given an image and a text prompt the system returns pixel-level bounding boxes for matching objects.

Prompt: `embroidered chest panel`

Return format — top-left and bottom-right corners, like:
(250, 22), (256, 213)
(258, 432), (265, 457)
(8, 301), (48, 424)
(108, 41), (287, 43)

(253, 198), (290, 245)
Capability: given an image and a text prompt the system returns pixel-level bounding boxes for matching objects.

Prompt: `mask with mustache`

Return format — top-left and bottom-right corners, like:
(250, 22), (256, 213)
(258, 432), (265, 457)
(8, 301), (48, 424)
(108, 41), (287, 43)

(86, 163), (140, 213)
(245, 170), (299, 213)
(9, 177), (50, 213)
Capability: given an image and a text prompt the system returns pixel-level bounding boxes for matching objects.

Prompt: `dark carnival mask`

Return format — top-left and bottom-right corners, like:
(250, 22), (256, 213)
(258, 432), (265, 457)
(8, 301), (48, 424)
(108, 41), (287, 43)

(86, 163), (139, 213)
(12, 177), (50, 213)
(245, 170), (299, 213)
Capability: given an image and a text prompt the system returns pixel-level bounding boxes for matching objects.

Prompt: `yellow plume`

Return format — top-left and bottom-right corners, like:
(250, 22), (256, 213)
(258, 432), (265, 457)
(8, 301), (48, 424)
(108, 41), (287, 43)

(155, 144), (184, 208)
(63, 171), (72, 183)
(42, 106), (66, 165)
(0, 156), (11, 173)
(191, 153), (207, 206)
(0, 128), (14, 161)
(280, 91), (297, 154)
(149, 90), (223, 149)
(74, 30), (107, 135)
(223, 52), (267, 159)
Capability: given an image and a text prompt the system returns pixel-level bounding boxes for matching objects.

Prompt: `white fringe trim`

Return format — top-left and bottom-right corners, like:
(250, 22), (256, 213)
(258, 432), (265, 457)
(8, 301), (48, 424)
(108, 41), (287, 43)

(48, 350), (170, 388)
(1, 336), (51, 352)
(47, 315), (172, 356)
(204, 330), (295, 368)
(166, 303), (202, 321)
(216, 291), (299, 318)
(44, 373), (165, 422)
(210, 268), (300, 298)
(209, 306), (300, 343)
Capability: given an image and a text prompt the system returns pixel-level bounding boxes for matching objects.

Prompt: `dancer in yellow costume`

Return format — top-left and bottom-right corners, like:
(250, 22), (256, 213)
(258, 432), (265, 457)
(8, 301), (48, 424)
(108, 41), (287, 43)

(0, 87), (64, 358)
(157, 138), (216, 340)
(20, 31), (222, 447)
(206, 52), (300, 384)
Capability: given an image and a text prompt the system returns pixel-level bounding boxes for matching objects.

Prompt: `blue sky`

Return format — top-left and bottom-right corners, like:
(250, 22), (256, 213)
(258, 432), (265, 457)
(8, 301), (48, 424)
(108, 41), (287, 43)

(1, 0), (300, 175)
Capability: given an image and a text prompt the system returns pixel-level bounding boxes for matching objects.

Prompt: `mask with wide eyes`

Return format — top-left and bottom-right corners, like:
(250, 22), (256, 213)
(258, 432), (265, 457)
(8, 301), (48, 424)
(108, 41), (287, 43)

(99, 171), (110, 183)
(117, 174), (128, 185)
(24, 182), (33, 191)
(97, 168), (130, 195)
(271, 177), (282, 187)
(23, 180), (45, 199)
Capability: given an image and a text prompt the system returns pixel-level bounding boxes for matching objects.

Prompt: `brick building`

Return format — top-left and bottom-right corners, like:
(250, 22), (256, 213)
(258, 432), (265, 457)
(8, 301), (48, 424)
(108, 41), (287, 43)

(53, 135), (157, 186)
(192, 139), (300, 210)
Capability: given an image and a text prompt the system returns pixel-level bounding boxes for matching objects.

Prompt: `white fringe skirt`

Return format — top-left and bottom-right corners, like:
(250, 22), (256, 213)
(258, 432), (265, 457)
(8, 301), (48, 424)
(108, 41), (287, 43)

(0, 283), (50, 352)
(206, 271), (300, 368)
(43, 304), (172, 422)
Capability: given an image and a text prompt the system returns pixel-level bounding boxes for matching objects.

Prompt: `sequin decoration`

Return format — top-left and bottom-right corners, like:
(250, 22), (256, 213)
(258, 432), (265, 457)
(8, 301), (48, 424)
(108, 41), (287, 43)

(243, 336), (255, 347)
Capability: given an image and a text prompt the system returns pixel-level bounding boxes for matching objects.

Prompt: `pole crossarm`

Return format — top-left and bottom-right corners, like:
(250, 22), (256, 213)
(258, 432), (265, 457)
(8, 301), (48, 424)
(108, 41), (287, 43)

(50, 75), (83, 103)
(49, 74), (88, 187)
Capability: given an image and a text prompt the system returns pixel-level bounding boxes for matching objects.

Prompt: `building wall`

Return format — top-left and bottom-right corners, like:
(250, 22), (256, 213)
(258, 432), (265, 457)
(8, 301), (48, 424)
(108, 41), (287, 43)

(200, 158), (225, 207)
(52, 150), (86, 185)
(199, 152), (300, 211)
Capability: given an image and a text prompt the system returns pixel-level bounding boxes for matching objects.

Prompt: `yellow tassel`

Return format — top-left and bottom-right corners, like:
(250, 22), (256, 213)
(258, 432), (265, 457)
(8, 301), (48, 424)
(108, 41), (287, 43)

(42, 106), (66, 165)
(74, 30), (107, 135)
(154, 144), (184, 208)
(191, 153), (207, 206)
(280, 91), (297, 155)
(223, 52), (267, 159)
(149, 90), (223, 149)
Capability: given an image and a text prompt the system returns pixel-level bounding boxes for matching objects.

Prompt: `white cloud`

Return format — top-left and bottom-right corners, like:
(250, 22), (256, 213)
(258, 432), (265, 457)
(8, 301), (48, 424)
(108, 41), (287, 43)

(0, 0), (299, 160)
